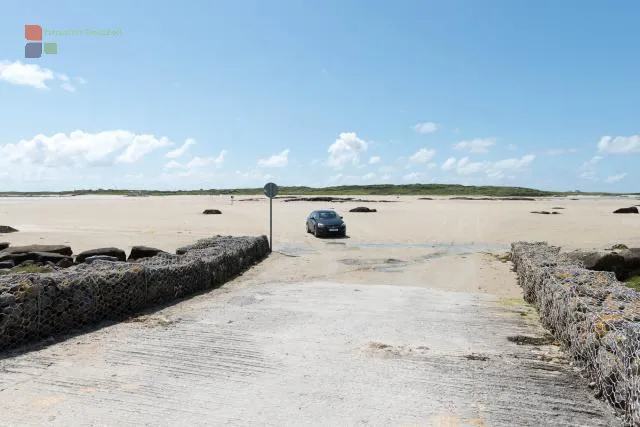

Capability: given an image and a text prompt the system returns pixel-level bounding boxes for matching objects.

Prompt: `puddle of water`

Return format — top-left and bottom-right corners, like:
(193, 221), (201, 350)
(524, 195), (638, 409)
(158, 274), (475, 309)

(275, 246), (317, 255)
(349, 242), (507, 253)
(373, 267), (406, 273)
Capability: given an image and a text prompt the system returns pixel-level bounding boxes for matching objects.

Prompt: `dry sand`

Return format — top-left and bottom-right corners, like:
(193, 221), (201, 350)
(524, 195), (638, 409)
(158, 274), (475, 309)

(0, 194), (635, 425)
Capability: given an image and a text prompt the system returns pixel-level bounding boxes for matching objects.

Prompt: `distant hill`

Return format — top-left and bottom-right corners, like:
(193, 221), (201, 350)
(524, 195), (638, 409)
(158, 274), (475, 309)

(0, 184), (636, 197)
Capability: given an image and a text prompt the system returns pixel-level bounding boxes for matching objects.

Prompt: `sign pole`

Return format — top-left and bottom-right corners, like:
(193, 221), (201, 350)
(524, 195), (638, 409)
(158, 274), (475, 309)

(269, 197), (273, 252)
(263, 182), (279, 253)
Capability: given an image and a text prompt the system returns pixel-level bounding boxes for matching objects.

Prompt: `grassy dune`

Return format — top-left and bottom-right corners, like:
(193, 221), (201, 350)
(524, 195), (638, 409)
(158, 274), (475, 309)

(0, 184), (636, 197)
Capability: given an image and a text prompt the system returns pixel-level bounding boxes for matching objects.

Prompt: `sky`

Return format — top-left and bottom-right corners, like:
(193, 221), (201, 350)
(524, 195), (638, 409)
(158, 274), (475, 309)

(0, 1), (638, 192)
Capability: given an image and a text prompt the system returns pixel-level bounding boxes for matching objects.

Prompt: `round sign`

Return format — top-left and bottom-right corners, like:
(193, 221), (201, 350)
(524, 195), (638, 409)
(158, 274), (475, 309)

(264, 182), (279, 198)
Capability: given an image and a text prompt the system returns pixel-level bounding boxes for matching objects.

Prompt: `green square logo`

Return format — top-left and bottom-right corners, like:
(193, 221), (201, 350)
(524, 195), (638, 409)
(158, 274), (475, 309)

(44, 42), (57, 54)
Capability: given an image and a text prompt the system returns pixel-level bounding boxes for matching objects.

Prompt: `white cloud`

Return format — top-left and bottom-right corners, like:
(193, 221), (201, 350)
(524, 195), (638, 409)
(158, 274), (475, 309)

(413, 122), (439, 134)
(507, 144), (518, 151)
(453, 138), (496, 153)
(441, 157), (457, 171)
(369, 156), (381, 164)
(258, 149), (290, 168)
(60, 83), (76, 93)
(163, 160), (184, 170)
(362, 172), (375, 181)
(186, 151), (226, 169)
(597, 135), (640, 154)
(381, 174), (392, 181)
(327, 132), (368, 169)
(456, 157), (486, 175)
(605, 173), (627, 183)
(441, 154), (535, 178)
(408, 148), (436, 164)
(427, 162), (437, 169)
(378, 165), (395, 174)
(579, 155), (603, 180)
(0, 60), (84, 91)
(165, 138), (196, 159)
(403, 172), (424, 182)
(0, 130), (171, 169)
(486, 154), (535, 178)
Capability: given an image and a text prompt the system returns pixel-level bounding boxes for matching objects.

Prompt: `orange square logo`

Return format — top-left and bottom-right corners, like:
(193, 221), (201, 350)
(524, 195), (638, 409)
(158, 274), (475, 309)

(25, 24), (42, 41)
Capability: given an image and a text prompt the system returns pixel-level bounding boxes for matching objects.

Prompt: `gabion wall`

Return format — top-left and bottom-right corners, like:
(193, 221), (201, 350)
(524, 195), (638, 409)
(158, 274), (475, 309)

(0, 235), (270, 352)
(512, 242), (640, 426)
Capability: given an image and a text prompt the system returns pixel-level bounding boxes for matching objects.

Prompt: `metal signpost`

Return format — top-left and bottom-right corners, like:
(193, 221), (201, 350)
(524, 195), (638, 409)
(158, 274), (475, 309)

(263, 182), (278, 252)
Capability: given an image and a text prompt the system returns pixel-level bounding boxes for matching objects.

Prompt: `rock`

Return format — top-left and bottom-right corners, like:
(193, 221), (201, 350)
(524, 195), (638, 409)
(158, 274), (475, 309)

(76, 248), (126, 263)
(531, 211), (551, 214)
(128, 246), (167, 261)
(202, 209), (222, 215)
(84, 255), (120, 264)
(0, 226), (18, 234)
(350, 207), (377, 213)
(2, 244), (72, 256)
(552, 207), (565, 209)
(551, 211), (561, 214)
(419, 197), (433, 200)
(29, 252), (73, 265)
(564, 249), (640, 281)
(19, 260), (36, 267)
(0, 242), (8, 251)
(57, 257), (74, 268)
(610, 244), (629, 250)
(0, 260), (14, 269)
(613, 207), (639, 214)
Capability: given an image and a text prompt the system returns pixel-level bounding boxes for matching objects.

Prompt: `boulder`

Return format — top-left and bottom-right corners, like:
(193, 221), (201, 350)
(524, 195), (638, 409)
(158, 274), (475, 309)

(563, 249), (640, 281)
(128, 246), (166, 261)
(29, 252), (73, 265)
(0, 226), (18, 234)
(76, 247), (126, 263)
(531, 211), (551, 215)
(84, 255), (120, 264)
(2, 244), (72, 256)
(349, 207), (377, 213)
(57, 257), (74, 268)
(613, 207), (639, 214)
(0, 242), (8, 251)
(0, 260), (14, 269)
(203, 209), (222, 215)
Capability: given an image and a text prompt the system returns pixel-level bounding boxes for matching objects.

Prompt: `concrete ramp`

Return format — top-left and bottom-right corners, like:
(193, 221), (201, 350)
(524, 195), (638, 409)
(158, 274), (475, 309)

(0, 281), (619, 426)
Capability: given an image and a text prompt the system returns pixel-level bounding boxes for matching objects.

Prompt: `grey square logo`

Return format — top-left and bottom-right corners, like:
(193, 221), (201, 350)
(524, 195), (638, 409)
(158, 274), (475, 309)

(25, 42), (42, 58)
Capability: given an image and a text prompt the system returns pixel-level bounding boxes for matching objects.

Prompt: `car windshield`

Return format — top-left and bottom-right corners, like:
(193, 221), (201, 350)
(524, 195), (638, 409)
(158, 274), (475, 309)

(318, 211), (337, 219)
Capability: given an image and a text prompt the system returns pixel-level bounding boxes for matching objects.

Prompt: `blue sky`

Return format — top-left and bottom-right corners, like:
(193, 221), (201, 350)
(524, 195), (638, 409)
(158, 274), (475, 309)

(0, 0), (638, 192)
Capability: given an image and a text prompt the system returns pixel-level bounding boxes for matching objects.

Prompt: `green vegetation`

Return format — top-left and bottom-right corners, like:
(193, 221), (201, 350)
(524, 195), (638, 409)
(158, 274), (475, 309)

(0, 265), (54, 275)
(0, 184), (637, 197)
(625, 276), (640, 292)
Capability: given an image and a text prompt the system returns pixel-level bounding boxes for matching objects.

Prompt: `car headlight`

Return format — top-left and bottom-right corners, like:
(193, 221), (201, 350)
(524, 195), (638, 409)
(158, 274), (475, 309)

(317, 223), (325, 227)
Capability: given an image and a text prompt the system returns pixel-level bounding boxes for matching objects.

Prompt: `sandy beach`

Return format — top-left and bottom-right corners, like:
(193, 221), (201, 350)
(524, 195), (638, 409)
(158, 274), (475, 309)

(0, 194), (635, 425)
(1, 195), (638, 254)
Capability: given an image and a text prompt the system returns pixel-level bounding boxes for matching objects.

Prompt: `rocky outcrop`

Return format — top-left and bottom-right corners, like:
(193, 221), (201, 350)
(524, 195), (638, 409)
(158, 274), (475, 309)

(613, 207), (639, 214)
(2, 244), (72, 256)
(284, 196), (396, 203)
(76, 247), (126, 263)
(0, 235), (270, 352)
(128, 246), (167, 261)
(0, 261), (14, 269)
(0, 226), (18, 234)
(349, 207), (377, 213)
(202, 209), (222, 215)
(0, 243), (9, 251)
(531, 211), (561, 215)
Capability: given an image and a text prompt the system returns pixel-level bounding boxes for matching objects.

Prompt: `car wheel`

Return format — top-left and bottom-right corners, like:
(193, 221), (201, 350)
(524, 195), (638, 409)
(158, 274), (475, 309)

(314, 226), (319, 237)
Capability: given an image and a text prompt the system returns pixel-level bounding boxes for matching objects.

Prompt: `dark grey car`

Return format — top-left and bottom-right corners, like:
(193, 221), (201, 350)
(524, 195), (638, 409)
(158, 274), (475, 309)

(306, 210), (347, 237)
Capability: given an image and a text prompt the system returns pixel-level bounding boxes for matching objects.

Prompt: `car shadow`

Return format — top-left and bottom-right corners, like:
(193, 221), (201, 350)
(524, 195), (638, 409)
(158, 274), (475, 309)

(315, 234), (350, 240)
